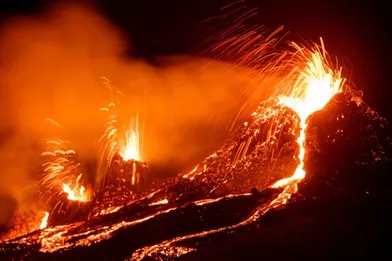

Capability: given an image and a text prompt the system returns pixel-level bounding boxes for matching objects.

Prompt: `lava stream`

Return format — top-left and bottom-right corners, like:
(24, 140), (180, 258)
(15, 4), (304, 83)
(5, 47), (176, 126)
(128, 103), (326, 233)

(5, 193), (251, 254)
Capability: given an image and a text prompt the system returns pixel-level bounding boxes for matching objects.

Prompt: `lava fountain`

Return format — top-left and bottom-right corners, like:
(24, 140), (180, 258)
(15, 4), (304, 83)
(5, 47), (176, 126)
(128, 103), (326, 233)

(118, 114), (145, 187)
(41, 119), (90, 203)
(99, 83), (148, 191)
(270, 38), (345, 201)
(119, 115), (142, 162)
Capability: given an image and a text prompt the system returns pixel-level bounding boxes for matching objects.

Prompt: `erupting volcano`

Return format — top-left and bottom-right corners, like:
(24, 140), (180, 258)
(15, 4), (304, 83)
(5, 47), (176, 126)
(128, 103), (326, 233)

(98, 84), (149, 200)
(0, 3), (391, 261)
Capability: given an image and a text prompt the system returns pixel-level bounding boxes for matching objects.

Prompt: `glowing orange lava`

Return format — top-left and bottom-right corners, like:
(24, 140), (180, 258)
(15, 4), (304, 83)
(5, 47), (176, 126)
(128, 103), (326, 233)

(272, 38), (345, 189)
(119, 115), (142, 161)
(148, 199), (169, 206)
(62, 183), (89, 202)
(39, 212), (49, 230)
(99, 98), (145, 187)
(99, 81), (143, 169)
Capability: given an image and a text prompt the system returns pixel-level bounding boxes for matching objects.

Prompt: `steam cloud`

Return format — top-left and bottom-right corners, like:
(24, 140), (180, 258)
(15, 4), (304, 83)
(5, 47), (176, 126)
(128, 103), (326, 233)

(0, 2), (275, 226)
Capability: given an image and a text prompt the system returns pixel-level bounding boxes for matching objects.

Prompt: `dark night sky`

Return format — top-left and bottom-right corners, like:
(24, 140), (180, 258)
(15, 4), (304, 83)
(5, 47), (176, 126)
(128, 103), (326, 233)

(1, 0), (391, 118)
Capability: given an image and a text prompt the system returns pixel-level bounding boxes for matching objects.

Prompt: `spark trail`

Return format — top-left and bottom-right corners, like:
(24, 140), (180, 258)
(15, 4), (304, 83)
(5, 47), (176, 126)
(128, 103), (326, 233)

(40, 119), (90, 203)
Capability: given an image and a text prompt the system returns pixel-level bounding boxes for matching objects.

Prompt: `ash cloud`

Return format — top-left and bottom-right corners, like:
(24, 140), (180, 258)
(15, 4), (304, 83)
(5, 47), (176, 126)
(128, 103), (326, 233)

(0, 2), (274, 225)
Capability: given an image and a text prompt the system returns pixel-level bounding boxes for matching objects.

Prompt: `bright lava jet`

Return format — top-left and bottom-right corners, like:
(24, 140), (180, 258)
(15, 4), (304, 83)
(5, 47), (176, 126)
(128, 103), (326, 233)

(99, 93), (148, 192)
(270, 39), (344, 199)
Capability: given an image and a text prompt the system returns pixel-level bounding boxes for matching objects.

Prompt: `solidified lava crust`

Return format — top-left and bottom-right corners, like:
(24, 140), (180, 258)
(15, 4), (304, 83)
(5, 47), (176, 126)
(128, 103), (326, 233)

(300, 92), (392, 198)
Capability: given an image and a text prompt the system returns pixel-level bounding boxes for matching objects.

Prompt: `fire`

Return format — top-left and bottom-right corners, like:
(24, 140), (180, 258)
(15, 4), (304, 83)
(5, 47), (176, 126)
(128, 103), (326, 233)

(39, 212), (49, 230)
(62, 183), (89, 202)
(272, 38), (345, 189)
(119, 115), (142, 162)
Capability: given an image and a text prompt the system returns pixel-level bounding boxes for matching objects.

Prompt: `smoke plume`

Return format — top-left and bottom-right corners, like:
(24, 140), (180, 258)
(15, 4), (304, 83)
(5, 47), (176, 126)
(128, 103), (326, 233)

(0, 2), (275, 226)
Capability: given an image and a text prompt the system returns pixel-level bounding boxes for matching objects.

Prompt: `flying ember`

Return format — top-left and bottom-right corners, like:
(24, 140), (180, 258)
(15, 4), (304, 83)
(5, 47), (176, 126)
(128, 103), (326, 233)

(40, 119), (90, 203)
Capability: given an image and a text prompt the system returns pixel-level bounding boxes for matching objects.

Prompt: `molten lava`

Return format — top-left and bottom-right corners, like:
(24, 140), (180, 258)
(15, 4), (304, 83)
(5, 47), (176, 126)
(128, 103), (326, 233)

(119, 116), (142, 162)
(99, 85), (146, 189)
(100, 102), (143, 166)
(272, 39), (345, 189)
(39, 212), (49, 230)
(148, 199), (169, 206)
(62, 184), (89, 202)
